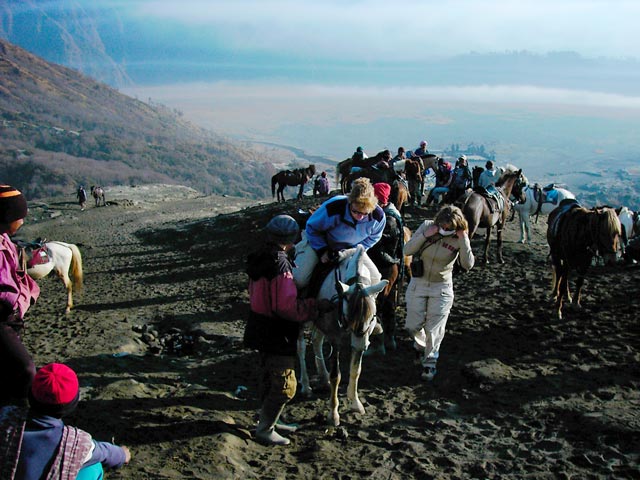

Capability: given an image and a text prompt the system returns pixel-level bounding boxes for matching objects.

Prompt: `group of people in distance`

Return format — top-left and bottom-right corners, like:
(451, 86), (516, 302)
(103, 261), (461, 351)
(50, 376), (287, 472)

(246, 173), (475, 445)
(351, 141), (502, 209)
(0, 184), (130, 479)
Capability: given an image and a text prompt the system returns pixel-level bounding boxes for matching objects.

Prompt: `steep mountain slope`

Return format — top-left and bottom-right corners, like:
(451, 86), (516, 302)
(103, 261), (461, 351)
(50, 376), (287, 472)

(0, 0), (131, 87)
(0, 38), (277, 199)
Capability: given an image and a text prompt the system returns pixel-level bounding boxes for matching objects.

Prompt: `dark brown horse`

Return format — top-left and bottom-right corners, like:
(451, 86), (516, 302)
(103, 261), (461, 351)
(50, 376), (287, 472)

(271, 165), (316, 202)
(338, 151), (387, 193)
(547, 199), (621, 319)
(367, 226), (412, 355)
(456, 168), (525, 264)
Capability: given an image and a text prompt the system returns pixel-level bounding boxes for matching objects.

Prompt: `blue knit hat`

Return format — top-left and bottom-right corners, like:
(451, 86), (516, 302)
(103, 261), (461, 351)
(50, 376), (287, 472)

(265, 215), (299, 244)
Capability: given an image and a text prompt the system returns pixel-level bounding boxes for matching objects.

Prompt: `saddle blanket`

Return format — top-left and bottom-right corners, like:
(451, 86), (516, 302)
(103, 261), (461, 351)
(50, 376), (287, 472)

(549, 199), (580, 238)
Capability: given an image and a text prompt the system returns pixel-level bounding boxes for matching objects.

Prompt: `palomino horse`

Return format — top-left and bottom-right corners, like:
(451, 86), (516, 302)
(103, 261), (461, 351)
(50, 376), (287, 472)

(91, 186), (106, 207)
(456, 168), (525, 264)
(25, 241), (83, 314)
(271, 165), (316, 202)
(296, 245), (387, 426)
(547, 199), (621, 319)
(513, 183), (575, 244)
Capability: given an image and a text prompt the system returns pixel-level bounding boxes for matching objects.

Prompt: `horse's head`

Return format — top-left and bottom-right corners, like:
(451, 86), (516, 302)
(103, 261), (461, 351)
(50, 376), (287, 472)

(593, 207), (622, 264)
(497, 168), (525, 202)
(336, 246), (388, 337)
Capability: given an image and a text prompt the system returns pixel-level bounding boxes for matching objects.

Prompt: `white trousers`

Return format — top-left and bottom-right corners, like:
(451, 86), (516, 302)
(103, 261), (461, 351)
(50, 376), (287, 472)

(292, 234), (318, 289)
(404, 279), (454, 368)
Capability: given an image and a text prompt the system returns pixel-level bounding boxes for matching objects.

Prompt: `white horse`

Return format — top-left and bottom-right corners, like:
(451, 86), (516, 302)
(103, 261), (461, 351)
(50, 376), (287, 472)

(617, 206), (639, 246)
(27, 241), (83, 314)
(295, 245), (387, 426)
(617, 206), (639, 259)
(513, 184), (575, 244)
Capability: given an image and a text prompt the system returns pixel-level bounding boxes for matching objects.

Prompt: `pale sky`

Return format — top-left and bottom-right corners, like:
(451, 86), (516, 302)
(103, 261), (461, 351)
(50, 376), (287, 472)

(123, 0), (640, 61)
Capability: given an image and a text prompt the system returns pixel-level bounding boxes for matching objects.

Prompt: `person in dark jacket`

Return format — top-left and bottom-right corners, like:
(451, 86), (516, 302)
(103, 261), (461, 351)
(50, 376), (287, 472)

(244, 215), (330, 446)
(448, 155), (472, 203)
(367, 183), (405, 353)
(11, 363), (131, 479)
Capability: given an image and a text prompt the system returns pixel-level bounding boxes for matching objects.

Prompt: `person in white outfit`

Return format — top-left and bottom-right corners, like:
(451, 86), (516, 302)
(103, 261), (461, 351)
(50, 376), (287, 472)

(403, 205), (475, 381)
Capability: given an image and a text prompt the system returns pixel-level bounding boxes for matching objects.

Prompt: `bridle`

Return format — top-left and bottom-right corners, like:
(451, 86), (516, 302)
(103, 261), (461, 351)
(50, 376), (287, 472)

(331, 266), (371, 337)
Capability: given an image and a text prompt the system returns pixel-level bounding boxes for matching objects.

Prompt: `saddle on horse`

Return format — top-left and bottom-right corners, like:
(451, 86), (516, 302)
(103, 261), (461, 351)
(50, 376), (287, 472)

(548, 199), (580, 239)
(13, 239), (50, 271)
(473, 185), (504, 214)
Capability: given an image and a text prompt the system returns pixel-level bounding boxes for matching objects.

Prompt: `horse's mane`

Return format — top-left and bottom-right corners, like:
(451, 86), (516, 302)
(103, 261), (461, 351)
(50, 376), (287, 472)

(496, 167), (520, 187)
(553, 205), (620, 255)
(592, 207), (622, 238)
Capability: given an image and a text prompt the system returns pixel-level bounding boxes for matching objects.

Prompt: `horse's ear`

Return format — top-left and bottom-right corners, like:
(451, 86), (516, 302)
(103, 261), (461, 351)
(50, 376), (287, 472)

(337, 281), (349, 294)
(363, 280), (389, 297)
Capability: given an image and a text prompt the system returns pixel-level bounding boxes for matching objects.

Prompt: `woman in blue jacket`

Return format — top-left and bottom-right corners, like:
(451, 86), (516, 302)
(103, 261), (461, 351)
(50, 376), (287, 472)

(294, 177), (385, 289)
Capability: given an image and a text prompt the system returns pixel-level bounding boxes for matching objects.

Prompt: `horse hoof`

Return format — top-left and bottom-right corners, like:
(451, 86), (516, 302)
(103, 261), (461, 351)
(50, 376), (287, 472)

(327, 414), (340, 427)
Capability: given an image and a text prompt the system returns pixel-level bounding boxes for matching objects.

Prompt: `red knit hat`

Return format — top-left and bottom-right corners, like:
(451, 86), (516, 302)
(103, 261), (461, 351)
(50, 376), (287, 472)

(31, 363), (79, 405)
(0, 185), (28, 224)
(373, 183), (391, 206)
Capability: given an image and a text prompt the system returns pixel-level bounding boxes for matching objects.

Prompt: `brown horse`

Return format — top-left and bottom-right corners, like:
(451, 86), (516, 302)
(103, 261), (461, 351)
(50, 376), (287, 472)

(456, 168), (525, 264)
(403, 154), (441, 206)
(90, 185), (106, 207)
(547, 199), (621, 319)
(391, 179), (410, 217)
(271, 164), (316, 202)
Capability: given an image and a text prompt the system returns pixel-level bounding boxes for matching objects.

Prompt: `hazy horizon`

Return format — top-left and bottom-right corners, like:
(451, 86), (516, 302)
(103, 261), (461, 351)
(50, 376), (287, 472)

(124, 81), (640, 184)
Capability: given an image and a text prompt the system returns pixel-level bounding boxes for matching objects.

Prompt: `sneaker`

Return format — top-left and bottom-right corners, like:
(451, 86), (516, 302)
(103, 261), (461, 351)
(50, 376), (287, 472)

(421, 366), (437, 381)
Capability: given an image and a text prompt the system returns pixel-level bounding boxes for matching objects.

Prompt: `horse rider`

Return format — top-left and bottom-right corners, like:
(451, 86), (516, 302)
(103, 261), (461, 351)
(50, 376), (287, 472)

(448, 155), (472, 203)
(350, 146), (369, 174)
(425, 158), (453, 206)
(414, 140), (429, 157)
(293, 177), (385, 292)
(0, 185), (40, 407)
(391, 147), (406, 168)
(477, 160), (501, 189)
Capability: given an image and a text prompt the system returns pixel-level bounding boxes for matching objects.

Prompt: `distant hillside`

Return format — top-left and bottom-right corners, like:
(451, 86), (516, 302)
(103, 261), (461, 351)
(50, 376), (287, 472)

(0, 0), (131, 87)
(0, 38), (280, 200)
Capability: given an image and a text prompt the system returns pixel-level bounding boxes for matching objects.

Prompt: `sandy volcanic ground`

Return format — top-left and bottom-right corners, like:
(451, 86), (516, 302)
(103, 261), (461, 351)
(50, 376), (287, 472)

(16, 184), (640, 479)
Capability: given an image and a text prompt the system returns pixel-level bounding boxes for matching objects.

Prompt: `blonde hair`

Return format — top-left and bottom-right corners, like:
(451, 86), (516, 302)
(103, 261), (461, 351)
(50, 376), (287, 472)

(434, 205), (468, 232)
(348, 178), (378, 213)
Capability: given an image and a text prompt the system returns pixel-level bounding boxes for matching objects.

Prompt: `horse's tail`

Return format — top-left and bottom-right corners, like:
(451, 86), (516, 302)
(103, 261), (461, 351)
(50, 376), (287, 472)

(271, 175), (277, 197)
(68, 243), (84, 293)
